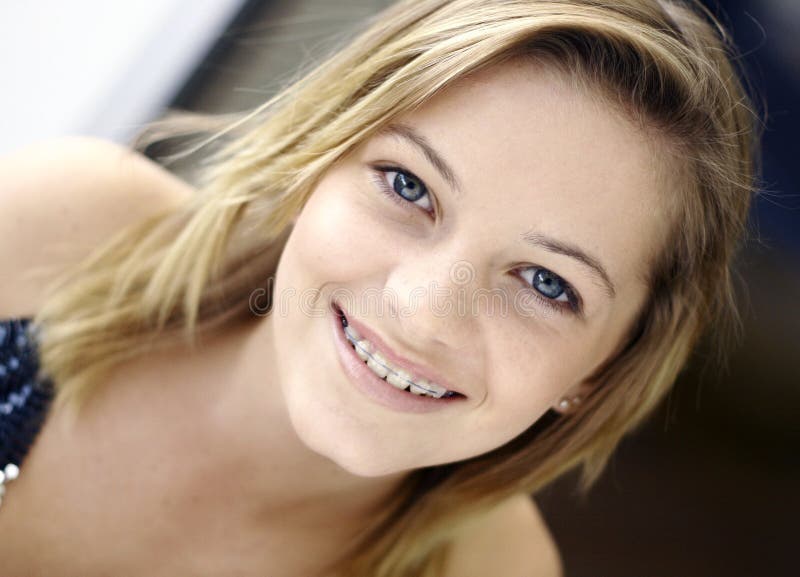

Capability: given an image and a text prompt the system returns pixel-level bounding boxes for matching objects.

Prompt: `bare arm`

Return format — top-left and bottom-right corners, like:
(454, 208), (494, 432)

(0, 136), (194, 318)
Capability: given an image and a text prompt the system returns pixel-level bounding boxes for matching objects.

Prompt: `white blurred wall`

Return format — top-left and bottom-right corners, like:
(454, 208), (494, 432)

(0, 0), (247, 155)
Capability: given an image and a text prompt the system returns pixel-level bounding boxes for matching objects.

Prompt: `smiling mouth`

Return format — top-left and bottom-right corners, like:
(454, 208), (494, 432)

(332, 305), (463, 400)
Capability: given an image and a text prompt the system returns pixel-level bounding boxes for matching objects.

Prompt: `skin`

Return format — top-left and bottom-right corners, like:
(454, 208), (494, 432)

(268, 58), (671, 477)
(0, 59), (672, 576)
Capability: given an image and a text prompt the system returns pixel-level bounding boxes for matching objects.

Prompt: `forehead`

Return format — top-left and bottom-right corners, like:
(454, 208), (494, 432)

(376, 60), (673, 291)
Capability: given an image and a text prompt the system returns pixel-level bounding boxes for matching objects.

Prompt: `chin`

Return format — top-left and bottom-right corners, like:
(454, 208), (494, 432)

(285, 394), (415, 478)
(330, 449), (410, 479)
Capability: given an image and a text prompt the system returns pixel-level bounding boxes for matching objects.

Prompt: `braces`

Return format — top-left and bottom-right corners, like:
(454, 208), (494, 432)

(339, 314), (456, 398)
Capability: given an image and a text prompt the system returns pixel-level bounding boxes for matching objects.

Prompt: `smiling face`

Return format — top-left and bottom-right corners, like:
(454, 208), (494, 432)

(262, 59), (673, 477)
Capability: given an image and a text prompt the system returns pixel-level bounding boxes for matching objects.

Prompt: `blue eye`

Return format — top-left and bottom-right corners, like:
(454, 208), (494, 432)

(518, 266), (581, 315)
(530, 268), (567, 300)
(371, 166), (433, 212)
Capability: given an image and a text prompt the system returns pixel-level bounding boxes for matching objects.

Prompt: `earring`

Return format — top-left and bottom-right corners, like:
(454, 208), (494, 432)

(557, 394), (582, 411)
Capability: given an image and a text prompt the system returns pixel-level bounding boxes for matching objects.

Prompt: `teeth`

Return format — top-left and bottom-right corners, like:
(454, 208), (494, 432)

(342, 313), (455, 399)
(354, 339), (372, 361)
(413, 378), (448, 399)
(386, 369), (413, 390)
(344, 324), (361, 341)
(408, 383), (427, 395)
(366, 351), (390, 379)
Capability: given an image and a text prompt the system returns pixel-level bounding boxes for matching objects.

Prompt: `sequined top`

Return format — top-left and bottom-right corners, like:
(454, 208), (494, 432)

(0, 318), (56, 472)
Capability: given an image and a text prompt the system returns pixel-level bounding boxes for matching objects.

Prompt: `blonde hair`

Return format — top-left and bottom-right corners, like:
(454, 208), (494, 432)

(33, 0), (761, 575)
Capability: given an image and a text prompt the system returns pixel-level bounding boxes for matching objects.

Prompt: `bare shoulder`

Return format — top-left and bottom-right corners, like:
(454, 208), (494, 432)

(0, 136), (194, 318)
(443, 494), (563, 577)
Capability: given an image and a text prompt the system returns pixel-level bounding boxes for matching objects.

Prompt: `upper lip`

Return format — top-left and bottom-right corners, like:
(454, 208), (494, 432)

(334, 302), (466, 397)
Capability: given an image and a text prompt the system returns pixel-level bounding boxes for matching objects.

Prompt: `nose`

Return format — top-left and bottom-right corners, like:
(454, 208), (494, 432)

(384, 249), (479, 352)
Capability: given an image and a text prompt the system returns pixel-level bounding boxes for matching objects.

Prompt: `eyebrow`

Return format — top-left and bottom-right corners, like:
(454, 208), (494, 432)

(377, 123), (463, 197)
(522, 231), (617, 299)
(377, 122), (616, 300)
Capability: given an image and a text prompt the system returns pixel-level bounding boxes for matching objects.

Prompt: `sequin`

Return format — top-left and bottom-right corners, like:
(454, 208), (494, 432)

(0, 318), (56, 480)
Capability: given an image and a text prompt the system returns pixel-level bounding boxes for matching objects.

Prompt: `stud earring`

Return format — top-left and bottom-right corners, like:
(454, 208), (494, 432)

(557, 394), (582, 411)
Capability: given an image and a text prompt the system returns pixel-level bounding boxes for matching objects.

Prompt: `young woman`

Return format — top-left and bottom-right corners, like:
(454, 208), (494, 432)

(0, 0), (760, 575)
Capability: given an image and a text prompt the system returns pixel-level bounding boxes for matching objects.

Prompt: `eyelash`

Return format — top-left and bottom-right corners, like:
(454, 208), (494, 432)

(369, 164), (436, 217)
(514, 269), (582, 316)
(368, 165), (583, 316)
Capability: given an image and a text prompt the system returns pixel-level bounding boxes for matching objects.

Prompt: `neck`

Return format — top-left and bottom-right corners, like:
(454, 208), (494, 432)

(153, 313), (408, 562)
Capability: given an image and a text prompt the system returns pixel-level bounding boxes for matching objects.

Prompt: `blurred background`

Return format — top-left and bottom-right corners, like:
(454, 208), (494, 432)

(2, 1), (797, 575)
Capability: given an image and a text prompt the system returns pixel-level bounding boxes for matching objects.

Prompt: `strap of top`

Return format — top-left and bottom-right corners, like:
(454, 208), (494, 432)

(0, 318), (56, 469)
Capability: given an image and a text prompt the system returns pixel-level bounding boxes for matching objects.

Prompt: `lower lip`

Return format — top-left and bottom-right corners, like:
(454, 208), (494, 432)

(330, 305), (462, 414)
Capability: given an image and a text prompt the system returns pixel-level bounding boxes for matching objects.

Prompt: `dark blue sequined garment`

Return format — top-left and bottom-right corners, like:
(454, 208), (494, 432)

(0, 318), (56, 471)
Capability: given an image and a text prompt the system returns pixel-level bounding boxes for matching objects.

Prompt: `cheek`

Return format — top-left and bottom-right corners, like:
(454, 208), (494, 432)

(285, 172), (389, 289)
(485, 364), (560, 431)
(293, 198), (352, 279)
(475, 330), (595, 435)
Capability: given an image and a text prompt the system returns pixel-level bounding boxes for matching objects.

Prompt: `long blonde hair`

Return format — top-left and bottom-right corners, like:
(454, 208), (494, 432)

(33, 0), (761, 575)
